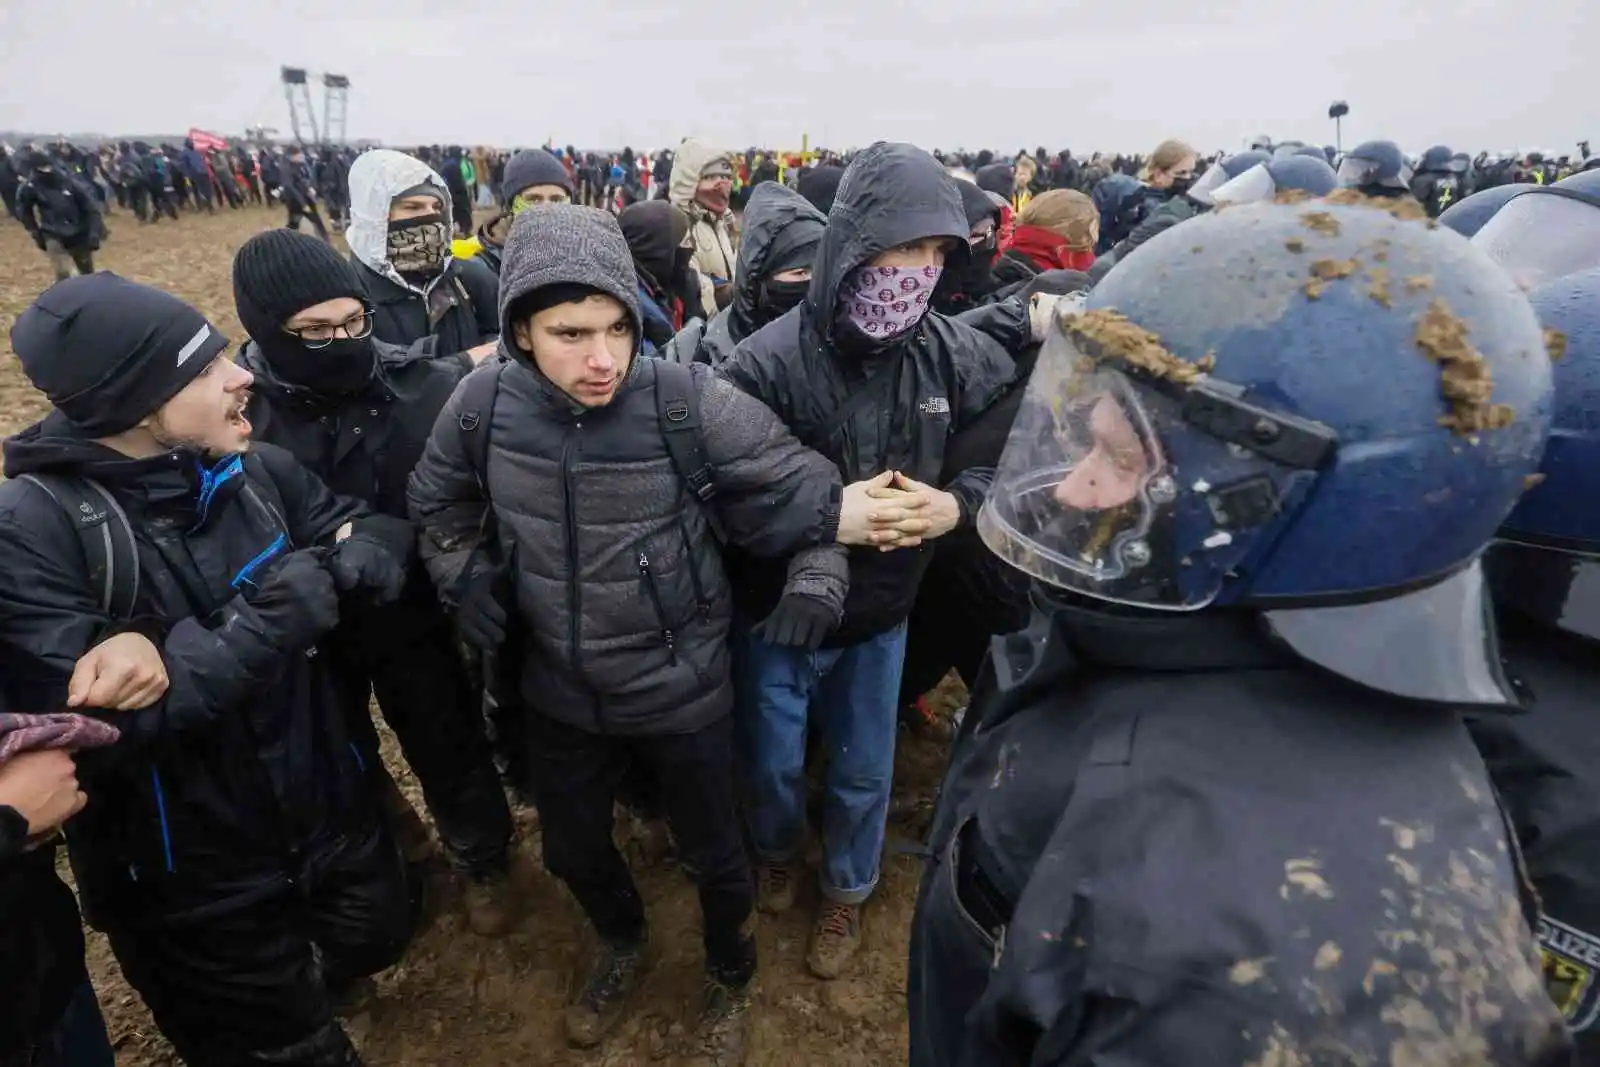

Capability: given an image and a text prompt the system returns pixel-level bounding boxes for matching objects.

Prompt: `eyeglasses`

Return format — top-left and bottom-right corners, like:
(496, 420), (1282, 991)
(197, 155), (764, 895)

(284, 308), (375, 348)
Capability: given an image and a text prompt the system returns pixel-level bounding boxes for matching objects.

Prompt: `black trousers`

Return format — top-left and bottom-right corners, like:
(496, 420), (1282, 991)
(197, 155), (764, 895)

(286, 201), (328, 239)
(527, 711), (756, 986)
(104, 827), (412, 1067)
(334, 575), (513, 877)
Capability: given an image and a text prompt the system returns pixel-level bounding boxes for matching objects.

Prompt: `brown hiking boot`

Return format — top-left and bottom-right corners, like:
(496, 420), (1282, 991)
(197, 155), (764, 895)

(463, 869), (519, 937)
(564, 940), (647, 1048)
(806, 901), (861, 979)
(684, 978), (753, 1067)
(756, 861), (797, 915)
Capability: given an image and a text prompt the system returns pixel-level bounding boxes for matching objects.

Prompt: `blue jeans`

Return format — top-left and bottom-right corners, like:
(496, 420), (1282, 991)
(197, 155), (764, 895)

(734, 622), (907, 904)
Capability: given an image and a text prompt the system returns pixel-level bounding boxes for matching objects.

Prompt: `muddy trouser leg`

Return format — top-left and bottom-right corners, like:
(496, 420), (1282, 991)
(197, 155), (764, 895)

(305, 206), (329, 240)
(361, 581), (514, 878)
(70, 246), (95, 275)
(286, 203), (303, 232)
(42, 238), (76, 281)
(644, 715), (756, 984)
(103, 895), (365, 1067)
(525, 712), (647, 949)
(483, 645), (534, 803)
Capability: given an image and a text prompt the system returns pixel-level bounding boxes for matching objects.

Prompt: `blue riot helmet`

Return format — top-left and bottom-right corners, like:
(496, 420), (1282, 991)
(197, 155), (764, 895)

(1485, 266), (1600, 640)
(1420, 145), (1454, 172)
(1091, 172), (1144, 252)
(1471, 178), (1600, 289)
(1448, 152), (1472, 175)
(1271, 141), (1306, 158)
(1439, 183), (1535, 237)
(1336, 139), (1414, 193)
(1322, 145), (1338, 164)
(1186, 150), (1270, 206)
(979, 199), (1552, 705)
(1208, 155), (1338, 205)
(1294, 145), (1329, 162)
(1555, 167), (1600, 197)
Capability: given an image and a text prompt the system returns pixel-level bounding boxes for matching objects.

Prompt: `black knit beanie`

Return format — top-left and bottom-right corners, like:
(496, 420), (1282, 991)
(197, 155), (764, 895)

(232, 229), (367, 344)
(500, 149), (573, 206)
(11, 273), (229, 437)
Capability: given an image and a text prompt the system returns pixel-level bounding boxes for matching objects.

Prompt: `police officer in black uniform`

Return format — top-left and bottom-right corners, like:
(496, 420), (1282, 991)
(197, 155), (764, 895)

(1470, 258), (1600, 1058)
(908, 197), (1574, 1066)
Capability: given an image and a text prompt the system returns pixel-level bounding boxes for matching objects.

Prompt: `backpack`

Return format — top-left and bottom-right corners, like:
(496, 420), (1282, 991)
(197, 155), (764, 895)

(18, 474), (140, 620)
(454, 358), (724, 541)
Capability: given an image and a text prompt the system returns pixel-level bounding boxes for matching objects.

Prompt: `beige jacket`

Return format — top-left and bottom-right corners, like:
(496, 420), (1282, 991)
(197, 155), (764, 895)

(669, 138), (739, 312)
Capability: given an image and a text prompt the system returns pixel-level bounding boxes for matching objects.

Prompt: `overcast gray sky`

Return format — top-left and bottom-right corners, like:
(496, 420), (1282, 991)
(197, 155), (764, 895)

(0, 0), (1589, 154)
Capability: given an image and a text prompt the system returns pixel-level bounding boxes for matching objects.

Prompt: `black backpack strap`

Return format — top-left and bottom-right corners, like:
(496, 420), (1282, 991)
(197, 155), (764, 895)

(19, 474), (140, 620)
(455, 359), (507, 486)
(652, 360), (726, 542)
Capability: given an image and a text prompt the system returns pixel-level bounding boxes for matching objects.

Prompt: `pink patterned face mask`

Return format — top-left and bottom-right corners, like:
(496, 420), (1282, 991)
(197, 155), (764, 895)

(838, 264), (942, 340)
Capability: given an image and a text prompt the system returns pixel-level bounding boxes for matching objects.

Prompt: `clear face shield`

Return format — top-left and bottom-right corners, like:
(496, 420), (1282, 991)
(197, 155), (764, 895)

(1335, 156), (1378, 189)
(977, 320), (1333, 610)
(1186, 164), (1236, 207)
(1471, 189), (1600, 290)
(1209, 163), (1278, 206)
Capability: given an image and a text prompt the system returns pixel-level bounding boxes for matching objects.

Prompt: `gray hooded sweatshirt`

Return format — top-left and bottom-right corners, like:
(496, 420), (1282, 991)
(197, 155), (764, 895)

(407, 205), (849, 736)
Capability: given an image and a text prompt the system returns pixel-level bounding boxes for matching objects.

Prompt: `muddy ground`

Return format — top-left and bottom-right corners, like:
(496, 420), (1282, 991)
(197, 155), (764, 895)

(0, 206), (961, 1065)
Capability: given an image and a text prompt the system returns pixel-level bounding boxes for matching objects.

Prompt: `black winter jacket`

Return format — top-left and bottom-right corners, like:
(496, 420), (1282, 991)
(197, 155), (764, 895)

(720, 143), (1016, 645)
(409, 353), (849, 738)
(0, 422), (381, 927)
(239, 338), (468, 519)
(0, 689), (88, 1055)
(15, 173), (102, 247)
(354, 257), (500, 363)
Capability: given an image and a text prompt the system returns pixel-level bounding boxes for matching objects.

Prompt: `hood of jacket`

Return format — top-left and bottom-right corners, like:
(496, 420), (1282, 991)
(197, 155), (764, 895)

(668, 138), (731, 211)
(496, 205), (644, 405)
(805, 142), (970, 333)
(729, 182), (826, 342)
(345, 149), (456, 292)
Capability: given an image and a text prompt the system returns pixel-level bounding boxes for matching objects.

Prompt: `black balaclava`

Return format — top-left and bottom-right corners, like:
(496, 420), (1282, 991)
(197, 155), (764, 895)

(935, 180), (1002, 312)
(233, 229), (377, 396)
(618, 200), (689, 295)
(754, 218), (823, 325)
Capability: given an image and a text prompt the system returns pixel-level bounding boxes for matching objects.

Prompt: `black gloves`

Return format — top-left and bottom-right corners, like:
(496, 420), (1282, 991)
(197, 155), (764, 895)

(456, 564), (511, 652)
(32, 233), (46, 252)
(753, 594), (836, 650)
(329, 515), (414, 604)
(245, 549), (340, 650)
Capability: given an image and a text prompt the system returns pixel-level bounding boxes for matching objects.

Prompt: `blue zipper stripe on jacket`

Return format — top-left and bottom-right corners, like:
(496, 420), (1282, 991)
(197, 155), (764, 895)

(193, 454), (244, 528)
(150, 766), (175, 873)
(231, 533), (288, 589)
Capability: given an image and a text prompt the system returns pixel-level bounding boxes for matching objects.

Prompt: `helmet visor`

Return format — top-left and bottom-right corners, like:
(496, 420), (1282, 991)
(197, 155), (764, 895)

(1186, 163), (1235, 206)
(977, 321), (1321, 610)
(1471, 190), (1600, 290)
(1210, 163), (1277, 206)
(1335, 156), (1380, 188)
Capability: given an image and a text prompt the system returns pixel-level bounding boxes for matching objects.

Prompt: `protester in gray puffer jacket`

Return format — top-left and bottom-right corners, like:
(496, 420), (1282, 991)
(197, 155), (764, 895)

(407, 204), (850, 1060)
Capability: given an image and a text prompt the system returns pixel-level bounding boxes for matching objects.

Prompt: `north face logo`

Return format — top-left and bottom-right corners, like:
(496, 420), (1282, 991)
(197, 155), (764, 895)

(919, 396), (951, 417)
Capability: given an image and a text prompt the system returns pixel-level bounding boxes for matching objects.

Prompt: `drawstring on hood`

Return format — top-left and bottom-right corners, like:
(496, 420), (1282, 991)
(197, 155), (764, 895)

(345, 150), (458, 295)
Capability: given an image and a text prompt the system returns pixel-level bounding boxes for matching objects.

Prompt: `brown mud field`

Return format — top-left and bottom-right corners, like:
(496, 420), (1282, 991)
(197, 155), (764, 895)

(0, 208), (962, 1065)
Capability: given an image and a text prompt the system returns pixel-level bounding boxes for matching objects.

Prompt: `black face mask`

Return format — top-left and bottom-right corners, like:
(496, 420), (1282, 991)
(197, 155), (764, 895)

(263, 336), (377, 397)
(1165, 175), (1195, 199)
(757, 277), (808, 323)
